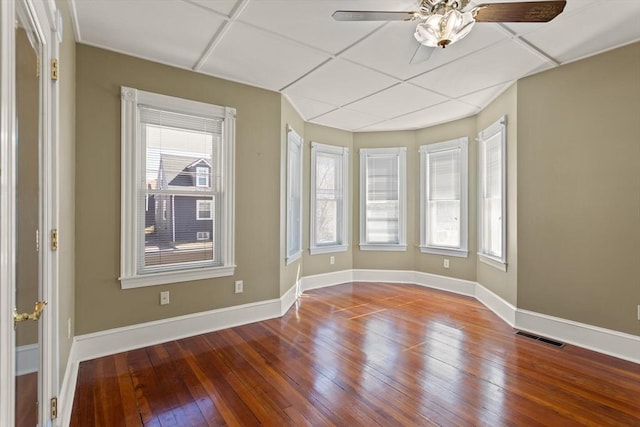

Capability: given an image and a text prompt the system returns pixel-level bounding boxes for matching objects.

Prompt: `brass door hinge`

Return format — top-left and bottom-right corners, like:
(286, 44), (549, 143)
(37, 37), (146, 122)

(51, 229), (58, 251)
(51, 59), (58, 80)
(50, 397), (58, 419)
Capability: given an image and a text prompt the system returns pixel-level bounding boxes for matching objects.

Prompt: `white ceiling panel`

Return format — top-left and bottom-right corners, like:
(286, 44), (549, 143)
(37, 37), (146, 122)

(457, 83), (511, 109)
(312, 108), (382, 131)
(409, 39), (550, 98)
(285, 95), (338, 120)
(74, 0), (224, 68)
(340, 20), (441, 80)
(284, 59), (398, 106)
(237, 1), (411, 54)
(199, 22), (331, 91)
(359, 100), (478, 132)
(346, 83), (448, 118)
(70, 0), (640, 132)
(521, 1), (640, 63)
(188, 0), (239, 17)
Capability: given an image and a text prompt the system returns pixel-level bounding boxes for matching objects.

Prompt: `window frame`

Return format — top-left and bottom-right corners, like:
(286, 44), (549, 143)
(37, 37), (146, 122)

(419, 137), (469, 258)
(478, 115), (507, 271)
(285, 125), (303, 264)
(195, 166), (210, 188)
(120, 86), (236, 288)
(359, 147), (407, 252)
(196, 199), (213, 220)
(310, 142), (349, 255)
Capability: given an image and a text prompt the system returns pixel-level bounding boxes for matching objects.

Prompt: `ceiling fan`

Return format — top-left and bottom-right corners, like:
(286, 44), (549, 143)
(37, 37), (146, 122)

(333, 0), (566, 51)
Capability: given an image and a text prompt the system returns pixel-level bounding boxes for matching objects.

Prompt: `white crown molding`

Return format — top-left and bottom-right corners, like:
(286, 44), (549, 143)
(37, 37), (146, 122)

(58, 269), (639, 426)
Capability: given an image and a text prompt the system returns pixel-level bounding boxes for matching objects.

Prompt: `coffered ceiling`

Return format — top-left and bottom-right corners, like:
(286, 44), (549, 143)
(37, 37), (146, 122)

(68, 0), (640, 131)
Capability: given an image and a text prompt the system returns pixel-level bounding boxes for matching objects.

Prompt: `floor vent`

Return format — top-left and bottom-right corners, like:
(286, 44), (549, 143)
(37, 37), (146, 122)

(515, 330), (565, 348)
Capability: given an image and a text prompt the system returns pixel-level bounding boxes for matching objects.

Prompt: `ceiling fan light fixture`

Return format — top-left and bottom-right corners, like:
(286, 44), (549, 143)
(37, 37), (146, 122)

(414, 8), (475, 48)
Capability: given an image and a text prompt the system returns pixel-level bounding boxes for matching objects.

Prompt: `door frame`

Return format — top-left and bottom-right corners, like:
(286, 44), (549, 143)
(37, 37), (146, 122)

(1, 0), (60, 425)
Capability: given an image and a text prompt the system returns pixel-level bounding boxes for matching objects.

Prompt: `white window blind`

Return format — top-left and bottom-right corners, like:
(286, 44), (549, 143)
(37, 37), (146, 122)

(478, 116), (507, 269)
(140, 107), (220, 273)
(286, 126), (303, 264)
(360, 148), (407, 251)
(310, 142), (349, 254)
(420, 138), (468, 257)
(120, 87), (236, 288)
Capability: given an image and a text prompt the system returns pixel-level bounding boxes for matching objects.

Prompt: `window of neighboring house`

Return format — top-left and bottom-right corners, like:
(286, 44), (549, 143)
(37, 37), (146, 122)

(478, 116), (507, 271)
(310, 142), (349, 254)
(196, 166), (209, 187)
(196, 199), (213, 220)
(286, 126), (303, 264)
(359, 147), (407, 251)
(420, 138), (468, 257)
(120, 86), (236, 288)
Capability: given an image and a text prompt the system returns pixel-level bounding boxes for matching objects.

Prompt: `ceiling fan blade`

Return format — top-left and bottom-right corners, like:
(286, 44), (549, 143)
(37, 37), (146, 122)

(474, 1), (566, 23)
(410, 44), (435, 64)
(332, 11), (417, 22)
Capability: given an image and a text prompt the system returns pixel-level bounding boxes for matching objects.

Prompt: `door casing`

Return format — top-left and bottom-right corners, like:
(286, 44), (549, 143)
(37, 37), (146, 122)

(0, 0), (60, 425)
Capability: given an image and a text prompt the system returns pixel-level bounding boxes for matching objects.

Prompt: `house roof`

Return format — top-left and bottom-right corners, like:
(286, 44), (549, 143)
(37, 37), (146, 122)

(155, 154), (210, 189)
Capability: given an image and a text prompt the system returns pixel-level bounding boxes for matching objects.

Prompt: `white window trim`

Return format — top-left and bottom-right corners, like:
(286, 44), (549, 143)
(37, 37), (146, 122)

(359, 147), (407, 252)
(196, 199), (213, 220)
(419, 138), (469, 258)
(285, 125), (303, 264)
(478, 115), (507, 270)
(310, 142), (349, 255)
(120, 86), (236, 288)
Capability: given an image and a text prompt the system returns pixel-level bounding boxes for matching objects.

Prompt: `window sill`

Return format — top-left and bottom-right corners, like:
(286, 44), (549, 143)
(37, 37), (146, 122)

(420, 246), (468, 258)
(478, 254), (507, 272)
(285, 251), (302, 265)
(309, 245), (348, 255)
(359, 244), (407, 252)
(120, 265), (235, 289)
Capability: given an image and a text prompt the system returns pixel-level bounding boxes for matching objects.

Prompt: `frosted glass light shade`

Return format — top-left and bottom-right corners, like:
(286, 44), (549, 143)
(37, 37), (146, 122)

(414, 9), (476, 48)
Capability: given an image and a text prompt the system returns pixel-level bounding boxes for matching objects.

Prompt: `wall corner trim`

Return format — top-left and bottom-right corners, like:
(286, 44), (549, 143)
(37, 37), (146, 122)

(58, 269), (639, 426)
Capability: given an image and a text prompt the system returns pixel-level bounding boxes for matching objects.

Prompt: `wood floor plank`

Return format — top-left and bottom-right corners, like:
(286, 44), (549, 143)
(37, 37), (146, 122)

(71, 283), (640, 426)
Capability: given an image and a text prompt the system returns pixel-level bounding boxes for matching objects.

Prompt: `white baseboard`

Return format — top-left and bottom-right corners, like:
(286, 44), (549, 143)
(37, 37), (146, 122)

(58, 268), (639, 426)
(16, 344), (38, 376)
(72, 297), (283, 363)
(475, 283), (517, 326)
(301, 269), (353, 291)
(515, 309), (640, 364)
(57, 341), (79, 427)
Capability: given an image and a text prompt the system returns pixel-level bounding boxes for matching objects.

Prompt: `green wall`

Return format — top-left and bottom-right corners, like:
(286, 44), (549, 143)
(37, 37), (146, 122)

(75, 45), (282, 334)
(73, 41), (640, 338)
(517, 42), (640, 335)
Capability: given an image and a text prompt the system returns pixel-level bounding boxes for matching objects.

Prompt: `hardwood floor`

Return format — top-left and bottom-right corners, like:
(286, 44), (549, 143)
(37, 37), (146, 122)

(70, 282), (640, 426)
(15, 372), (37, 427)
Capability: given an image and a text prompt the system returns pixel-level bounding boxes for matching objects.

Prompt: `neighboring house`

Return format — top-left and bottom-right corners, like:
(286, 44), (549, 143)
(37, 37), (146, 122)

(148, 154), (214, 247)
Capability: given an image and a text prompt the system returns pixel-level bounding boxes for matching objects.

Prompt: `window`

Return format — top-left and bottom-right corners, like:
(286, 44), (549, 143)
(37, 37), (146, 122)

(420, 138), (468, 257)
(120, 86), (236, 288)
(196, 166), (210, 187)
(286, 126), (303, 264)
(478, 116), (507, 270)
(196, 199), (213, 220)
(310, 142), (349, 254)
(359, 147), (407, 251)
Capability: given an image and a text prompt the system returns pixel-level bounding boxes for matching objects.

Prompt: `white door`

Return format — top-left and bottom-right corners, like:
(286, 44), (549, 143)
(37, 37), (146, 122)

(1, 0), (59, 425)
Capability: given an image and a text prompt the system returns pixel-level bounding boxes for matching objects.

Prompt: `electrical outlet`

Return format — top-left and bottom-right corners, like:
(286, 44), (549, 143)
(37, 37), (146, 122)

(637, 305), (640, 321)
(330, 256), (335, 265)
(235, 280), (244, 294)
(443, 259), (450, 269)
(160, 291), (170, 305)
(67, 318), (72, 339)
